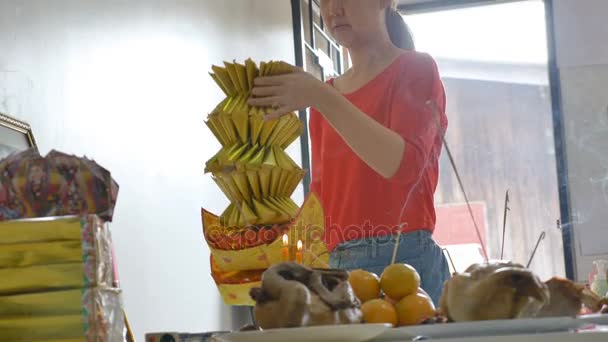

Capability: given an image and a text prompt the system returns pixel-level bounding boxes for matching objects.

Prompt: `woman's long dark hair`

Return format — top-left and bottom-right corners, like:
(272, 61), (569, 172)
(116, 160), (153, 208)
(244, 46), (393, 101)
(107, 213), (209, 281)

(385, 4), (415, 50)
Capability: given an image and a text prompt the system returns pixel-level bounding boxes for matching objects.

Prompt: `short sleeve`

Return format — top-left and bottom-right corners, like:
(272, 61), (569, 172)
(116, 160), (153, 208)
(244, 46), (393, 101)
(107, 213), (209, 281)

(387, 53), (447, 184)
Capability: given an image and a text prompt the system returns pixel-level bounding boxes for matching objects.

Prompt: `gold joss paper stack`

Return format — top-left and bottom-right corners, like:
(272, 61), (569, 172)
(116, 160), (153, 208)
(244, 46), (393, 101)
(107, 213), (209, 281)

(205, 59), (305, 227)
(202, 60), (329, 306)
(0, 216), (125, 341)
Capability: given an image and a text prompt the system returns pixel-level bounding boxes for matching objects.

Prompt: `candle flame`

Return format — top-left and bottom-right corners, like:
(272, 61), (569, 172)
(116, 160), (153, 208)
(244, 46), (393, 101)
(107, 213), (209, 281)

(282, 233), (288, 246)
(297, 240), (303, 251)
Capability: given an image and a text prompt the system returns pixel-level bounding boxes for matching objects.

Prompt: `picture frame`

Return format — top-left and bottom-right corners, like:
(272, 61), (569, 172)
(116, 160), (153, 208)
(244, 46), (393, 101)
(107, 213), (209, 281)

(0, 112), (37, 160)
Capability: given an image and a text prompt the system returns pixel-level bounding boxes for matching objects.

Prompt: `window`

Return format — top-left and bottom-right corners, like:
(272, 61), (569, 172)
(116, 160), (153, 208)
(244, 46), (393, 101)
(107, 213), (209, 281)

(404, 0), (565, 279)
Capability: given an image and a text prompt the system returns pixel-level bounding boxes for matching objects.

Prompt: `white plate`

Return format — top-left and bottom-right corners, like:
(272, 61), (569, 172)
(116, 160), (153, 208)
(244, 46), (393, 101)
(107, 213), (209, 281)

(212, 323), (392, 342)
(579, 314), (608, 326)
(377, 317), (587, 340)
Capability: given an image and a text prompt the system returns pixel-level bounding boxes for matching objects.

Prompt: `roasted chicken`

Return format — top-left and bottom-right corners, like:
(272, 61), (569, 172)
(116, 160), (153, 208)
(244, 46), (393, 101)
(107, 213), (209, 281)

(250, 262), (362, 329)
(440, 261), (549, 322)
(535, 277), (608, 317)
(440, 260), (608, 322)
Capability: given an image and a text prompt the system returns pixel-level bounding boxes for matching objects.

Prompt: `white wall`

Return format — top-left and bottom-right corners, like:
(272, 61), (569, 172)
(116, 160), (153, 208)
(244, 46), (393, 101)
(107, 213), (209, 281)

(0, 0), (299, 338)
(552, 0), (608, 282)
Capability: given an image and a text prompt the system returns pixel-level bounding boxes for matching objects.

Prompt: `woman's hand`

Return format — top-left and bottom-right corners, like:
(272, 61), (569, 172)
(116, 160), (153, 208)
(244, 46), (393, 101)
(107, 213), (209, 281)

(248, 70), (328, 120)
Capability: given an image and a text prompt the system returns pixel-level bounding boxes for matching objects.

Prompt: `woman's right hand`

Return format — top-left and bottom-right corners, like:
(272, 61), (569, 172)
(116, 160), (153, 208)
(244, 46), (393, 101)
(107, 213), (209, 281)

(248, 69), (331, 121)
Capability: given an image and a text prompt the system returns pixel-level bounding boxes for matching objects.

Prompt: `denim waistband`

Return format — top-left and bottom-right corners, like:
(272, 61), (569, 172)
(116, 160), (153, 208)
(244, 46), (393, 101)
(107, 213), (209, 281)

(333, 229), (433, 252)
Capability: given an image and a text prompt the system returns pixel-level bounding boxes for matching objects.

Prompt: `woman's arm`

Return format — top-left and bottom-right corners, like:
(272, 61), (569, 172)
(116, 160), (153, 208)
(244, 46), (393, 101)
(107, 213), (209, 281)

(315, 84), (406, 179)
(248, 72), (406, 179)
(248, 54), (444, 180)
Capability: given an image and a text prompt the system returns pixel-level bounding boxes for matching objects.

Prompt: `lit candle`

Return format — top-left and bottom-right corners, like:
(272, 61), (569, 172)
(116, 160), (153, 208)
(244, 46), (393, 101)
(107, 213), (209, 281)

(281, 234), (289, 262)
(296, 240), (303, 264)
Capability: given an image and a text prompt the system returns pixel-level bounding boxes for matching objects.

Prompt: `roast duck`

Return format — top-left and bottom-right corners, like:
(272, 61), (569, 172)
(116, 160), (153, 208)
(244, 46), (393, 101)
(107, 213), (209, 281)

(440, 261), (608, 322)
(250, 262), (362, 329)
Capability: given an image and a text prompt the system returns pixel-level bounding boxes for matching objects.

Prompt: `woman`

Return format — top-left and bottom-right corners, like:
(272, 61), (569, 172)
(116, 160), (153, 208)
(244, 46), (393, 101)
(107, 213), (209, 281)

(248, 0), (449, 305)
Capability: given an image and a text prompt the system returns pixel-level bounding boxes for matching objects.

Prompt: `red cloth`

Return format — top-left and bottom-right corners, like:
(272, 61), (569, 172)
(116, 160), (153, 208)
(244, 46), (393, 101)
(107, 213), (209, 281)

(309, 51), (447, 251)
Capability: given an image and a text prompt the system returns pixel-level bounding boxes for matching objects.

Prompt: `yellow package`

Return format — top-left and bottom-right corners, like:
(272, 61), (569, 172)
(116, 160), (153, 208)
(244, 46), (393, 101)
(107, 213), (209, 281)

(0, 215), (116, 289)
(0, 263), (84, 296)
(0, 315), (84, 341)
(0, 216), (82, 244)
(0, 287), (124, 342)
(0, 289), (82, 317)
(0, 240), (82, 268)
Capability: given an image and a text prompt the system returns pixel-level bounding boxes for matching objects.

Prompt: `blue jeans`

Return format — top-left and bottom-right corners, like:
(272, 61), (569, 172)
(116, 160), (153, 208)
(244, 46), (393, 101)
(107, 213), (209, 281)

(329, 230), (449, 307)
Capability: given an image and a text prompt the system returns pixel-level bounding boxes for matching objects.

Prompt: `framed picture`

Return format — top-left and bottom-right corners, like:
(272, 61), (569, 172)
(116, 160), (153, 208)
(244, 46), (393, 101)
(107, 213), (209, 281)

(0, 112), (37, 160)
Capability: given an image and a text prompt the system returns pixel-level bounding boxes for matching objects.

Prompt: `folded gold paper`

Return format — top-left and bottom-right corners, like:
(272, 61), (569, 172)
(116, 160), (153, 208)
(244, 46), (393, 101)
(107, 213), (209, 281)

(0, 263), (84, 296)
(0, 217), (82, 245)
(0, 287), (124, 341)
(0, 216), (116, 293)
(204, 193), (328, 273)
(203, 60), (328, 306)
(0, 241), (82, 269)
(0, 289), (82, 317)
(0, 315), (85, 341)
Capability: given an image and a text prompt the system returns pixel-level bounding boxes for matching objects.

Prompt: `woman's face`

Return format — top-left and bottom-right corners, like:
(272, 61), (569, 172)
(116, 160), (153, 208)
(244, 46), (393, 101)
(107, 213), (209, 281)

(320, 0), (389, 48)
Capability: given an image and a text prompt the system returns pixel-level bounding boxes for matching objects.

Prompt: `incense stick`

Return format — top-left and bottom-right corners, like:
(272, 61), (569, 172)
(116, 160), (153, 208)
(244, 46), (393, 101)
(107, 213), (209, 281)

(526, 231), (546, 268)
(124, 310), (135, 342)
(391, 226), (404, 265)
(500, 189), (510, 260)
(427, 100), (489, 261)
(443, 248), (458, 273)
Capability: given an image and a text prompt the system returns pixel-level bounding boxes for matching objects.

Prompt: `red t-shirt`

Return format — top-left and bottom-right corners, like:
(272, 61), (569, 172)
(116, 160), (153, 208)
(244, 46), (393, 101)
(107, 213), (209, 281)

(309, 51), (447, 251)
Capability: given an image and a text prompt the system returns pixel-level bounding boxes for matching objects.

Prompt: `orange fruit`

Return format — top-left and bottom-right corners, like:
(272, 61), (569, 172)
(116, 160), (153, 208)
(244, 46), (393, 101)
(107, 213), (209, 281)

(360, 299), (398, 326)
(383, 295), (398, 306)
(417, 287), (430, 298)
(395, 293), (436, 326)
(348, 269), (381, 303)
(380, 263), (420, 300)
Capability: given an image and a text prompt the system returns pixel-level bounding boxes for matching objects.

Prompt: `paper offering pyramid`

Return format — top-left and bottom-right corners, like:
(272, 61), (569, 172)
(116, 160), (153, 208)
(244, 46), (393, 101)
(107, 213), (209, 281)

(201, 59), (329, 306)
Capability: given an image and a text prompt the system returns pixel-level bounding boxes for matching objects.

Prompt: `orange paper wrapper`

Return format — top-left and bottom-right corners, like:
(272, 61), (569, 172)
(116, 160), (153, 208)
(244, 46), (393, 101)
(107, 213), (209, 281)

(202, 193), (328, 275)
